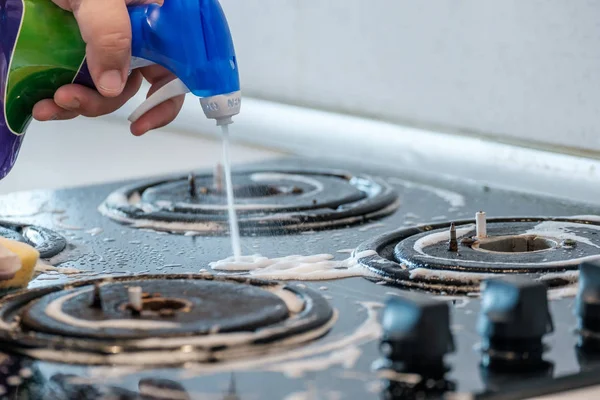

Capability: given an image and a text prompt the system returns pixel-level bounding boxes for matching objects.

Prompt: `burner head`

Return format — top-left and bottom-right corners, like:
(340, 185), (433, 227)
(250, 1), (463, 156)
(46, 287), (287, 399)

(356, 217), (598, 294)
(0, 222), (66, 258)
(99, 169), (399, 235)
(0, 275), (335, 365)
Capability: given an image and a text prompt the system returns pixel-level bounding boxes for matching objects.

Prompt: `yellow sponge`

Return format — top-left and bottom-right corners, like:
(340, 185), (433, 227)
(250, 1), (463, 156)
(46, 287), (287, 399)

(0, 237), (39, 290)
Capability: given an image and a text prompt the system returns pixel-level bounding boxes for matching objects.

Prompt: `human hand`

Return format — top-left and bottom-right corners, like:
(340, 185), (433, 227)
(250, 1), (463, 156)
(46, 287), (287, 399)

(33, 0), (186, 136)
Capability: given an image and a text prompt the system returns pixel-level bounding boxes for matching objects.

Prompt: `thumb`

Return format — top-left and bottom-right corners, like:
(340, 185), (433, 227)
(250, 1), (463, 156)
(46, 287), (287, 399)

(71, 0), (133, 97)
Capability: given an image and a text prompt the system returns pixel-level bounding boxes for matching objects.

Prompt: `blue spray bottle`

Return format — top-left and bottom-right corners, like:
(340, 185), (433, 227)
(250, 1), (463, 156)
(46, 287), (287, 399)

(0, 0), (241, 179)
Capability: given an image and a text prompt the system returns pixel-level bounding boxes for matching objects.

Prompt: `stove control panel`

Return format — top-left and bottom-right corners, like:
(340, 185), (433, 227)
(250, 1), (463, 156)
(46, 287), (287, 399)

(377, 267), (600, 399)
(576, 260), (600, 352)
(380, 293), (455, 371)
(478, 277), (554, 371)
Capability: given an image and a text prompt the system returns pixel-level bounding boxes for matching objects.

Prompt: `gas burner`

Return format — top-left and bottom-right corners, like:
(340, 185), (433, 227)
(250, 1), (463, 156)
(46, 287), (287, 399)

(0, 222), (66, 258)
(356, 216), (600, 294)
(0, 274), (335, 365)
(99, 168), (399, 235)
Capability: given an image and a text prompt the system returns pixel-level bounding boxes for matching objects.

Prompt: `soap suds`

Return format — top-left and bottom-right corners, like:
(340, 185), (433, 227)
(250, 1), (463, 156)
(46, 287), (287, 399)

(412, 221), (600, 268)
(35, 262), (84, 276)
(388, 178), (466, 208)
(55, 215), (83, 231)
(181, 302), (382, 378)
(548, 285), (579, 300)
(524, 221), (600, 249)
(85, 228), (103, 236)
(271, 345), (362, 379)
(337, 249), (355, 254)
(270, 287), (305, 314)
(377, 369), (422, 385)
(358, 223), (385, 232)
(209, 251), (378, 281)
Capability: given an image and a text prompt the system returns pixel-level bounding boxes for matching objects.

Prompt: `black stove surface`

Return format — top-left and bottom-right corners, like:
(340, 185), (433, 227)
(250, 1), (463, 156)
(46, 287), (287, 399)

(0, 157), (599, 400)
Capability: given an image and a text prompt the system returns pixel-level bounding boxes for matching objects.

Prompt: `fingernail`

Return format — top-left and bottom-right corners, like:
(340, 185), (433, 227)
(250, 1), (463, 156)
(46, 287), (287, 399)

(98, 70), (124, 94)
(49, 115), (58, 121)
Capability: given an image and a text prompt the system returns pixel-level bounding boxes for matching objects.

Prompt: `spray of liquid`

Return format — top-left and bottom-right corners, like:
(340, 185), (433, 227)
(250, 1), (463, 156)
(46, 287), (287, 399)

(221, 124), (242, 260)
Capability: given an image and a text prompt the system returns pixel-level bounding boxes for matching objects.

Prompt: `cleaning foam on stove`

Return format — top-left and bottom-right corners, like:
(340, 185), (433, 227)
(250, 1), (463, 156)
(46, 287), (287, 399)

(0, 238), (39, 290)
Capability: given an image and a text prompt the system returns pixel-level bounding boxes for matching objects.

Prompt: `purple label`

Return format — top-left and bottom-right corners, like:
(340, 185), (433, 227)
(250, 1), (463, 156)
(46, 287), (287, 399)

(72, 60), (95, 89)
(0, 0), (25, 180)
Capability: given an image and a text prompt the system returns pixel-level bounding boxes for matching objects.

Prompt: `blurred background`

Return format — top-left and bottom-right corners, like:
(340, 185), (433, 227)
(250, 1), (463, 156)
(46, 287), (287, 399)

(220, 0), (600, 153)
(3, 0), (600, 194)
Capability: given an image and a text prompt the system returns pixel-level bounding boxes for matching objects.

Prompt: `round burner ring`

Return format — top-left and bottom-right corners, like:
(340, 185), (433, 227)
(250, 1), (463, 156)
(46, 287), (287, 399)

(0, 274), (336, 365)
(356, 217), (600, 294)
(99, 168), (399, 235)
(472, 235), (559, 254)
(0, 222), (66, 258)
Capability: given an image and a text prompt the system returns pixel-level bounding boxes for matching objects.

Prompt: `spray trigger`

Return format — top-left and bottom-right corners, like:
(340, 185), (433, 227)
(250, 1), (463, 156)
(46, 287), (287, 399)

(128, 78), (190, 123)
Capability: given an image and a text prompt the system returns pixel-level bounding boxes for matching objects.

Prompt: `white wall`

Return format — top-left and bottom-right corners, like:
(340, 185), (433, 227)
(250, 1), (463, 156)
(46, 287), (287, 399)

(220, 0), (600, 153)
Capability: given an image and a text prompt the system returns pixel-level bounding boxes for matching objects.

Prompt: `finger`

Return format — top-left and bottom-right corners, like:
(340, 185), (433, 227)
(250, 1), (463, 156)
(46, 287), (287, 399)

(70, 0), (133, 98)
(130, 68), (185, 136)
(138, 64), (174, 85)
(32, 100), (79, 121)
(53, 71), (143, 117)
(130, 95), (185, 136)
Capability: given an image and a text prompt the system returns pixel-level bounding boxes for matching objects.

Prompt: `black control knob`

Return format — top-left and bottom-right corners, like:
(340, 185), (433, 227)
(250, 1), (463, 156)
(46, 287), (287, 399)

(576, 260), (600, 351)
(380, 293), (455, 375)
(478, 276), (553, 370)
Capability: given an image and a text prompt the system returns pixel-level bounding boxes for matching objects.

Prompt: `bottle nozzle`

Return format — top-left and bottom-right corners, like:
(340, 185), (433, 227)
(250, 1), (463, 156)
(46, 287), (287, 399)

(216, 117), (234, 126)
(200, 92), (241, 125)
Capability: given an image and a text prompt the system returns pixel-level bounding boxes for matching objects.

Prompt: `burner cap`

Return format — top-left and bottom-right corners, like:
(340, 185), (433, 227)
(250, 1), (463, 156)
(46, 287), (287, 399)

(0, 274), (336, 365)
(0, 222), (66, 258)
(357, 217), (598, 294)
(99, 169), (399, 235)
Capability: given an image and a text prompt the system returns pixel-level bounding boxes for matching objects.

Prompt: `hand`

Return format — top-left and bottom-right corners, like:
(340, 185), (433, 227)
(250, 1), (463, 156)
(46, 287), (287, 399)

(33, 0), (186, 136)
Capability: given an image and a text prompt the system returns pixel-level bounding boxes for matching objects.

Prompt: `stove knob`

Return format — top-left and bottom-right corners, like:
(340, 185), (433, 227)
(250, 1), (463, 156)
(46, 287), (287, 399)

(478, 276), (553, 370)
(380, 293), (455, 375)
(576, 260), (600, 351)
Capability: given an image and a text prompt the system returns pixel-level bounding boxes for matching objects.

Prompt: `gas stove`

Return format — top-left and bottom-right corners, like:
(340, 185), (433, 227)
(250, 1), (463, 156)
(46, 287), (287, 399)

(0, 156), (600, 400)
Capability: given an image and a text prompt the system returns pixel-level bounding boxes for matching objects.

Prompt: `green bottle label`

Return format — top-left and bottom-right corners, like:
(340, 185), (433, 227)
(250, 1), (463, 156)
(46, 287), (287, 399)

(5, 0), (86, 134)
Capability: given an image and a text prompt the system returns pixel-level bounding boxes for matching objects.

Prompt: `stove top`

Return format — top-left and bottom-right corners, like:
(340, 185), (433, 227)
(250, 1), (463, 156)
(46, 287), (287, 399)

(0, 157), (599, 400)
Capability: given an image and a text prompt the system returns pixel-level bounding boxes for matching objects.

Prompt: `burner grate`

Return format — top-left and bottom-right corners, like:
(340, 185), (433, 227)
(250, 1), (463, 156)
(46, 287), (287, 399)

(99, 168), (399, 235)
(0, 222), (66, 258)
(0, 274), (336, 366)
(356, 217), (600, 294)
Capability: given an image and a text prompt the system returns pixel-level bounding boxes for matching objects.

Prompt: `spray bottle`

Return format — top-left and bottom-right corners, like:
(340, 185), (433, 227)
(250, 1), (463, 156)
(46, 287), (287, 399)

(0, 0), (241, 179)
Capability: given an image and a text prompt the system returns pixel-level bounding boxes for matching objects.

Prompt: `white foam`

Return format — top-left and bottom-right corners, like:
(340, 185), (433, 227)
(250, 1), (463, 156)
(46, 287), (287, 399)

(270, 287), (305, 314)
(411, 221), (600, 268)
(269, 345), (362, 379)
(85, 228), (104, 236)
(209, 251), (377, 281)
(54, 215), (83, 231)
(35, 262), (84, 276)
(182, 301), (382, 377)
(358, 223), (385, 232)
(388, 177), (466, 208)
(336, 249), (355, 254)
(524, 220), (600, 249)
